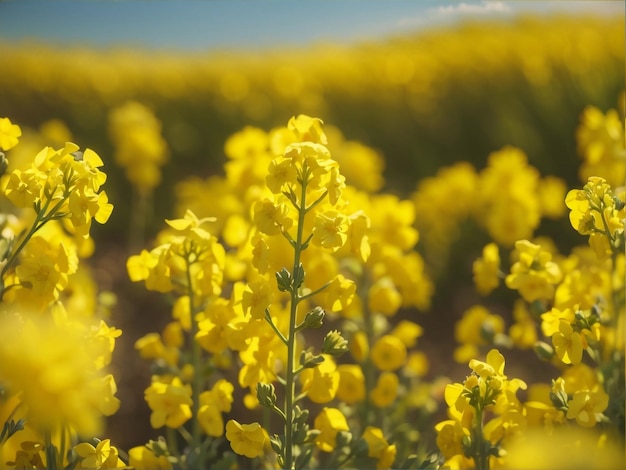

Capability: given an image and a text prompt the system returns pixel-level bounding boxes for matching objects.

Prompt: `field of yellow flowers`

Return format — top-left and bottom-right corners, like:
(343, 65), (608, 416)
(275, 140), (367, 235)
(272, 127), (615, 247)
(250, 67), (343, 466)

(0, 13), (624, 470)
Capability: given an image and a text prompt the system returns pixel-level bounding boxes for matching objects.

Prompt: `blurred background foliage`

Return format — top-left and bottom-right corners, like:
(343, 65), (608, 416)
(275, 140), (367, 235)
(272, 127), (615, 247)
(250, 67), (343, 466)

(1, 14), (622, 245)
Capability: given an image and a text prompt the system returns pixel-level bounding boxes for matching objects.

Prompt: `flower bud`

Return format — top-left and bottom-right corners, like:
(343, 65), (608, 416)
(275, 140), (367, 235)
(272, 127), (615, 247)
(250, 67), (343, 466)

(256, 382), (277, 409)
(322, 330), (349, 357)
(533, 341), (555, 361)
(303, 306), (325, 329)
(300, 350), (324, 368)
(0, 152), (8, 178)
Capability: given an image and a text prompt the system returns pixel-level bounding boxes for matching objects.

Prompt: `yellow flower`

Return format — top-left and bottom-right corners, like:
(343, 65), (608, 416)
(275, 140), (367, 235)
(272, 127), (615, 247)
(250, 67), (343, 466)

(300, 355), (339, 403)
(505, 428), (622, 470)
(129, 247), (176, 293)
(361, 426), (397, 470)
(336, 364), (365, 404)
(540, 307), (575, 337)
(371, 372), (399, 408)
(0, 315), (114, 436)
(128, 443), (172, 470)
(349, 330), (369, 362)
(370, 335), (407, 371)
(390, 320), (423, 347)
(3, 169), (41, 208)
(508, 300), (537, 349)
(314, 407), (350, 452)
(576, 105), (626, 188)
(469, 348), (506, 379)
(252, 198), (293, 235)
(108, 101), (168, 193)
(135, 332), (178, 366)
(287, 114), (327, 144)
(241, 279), (274, 320)
(0, 117), (22, 150)
(196, 379), (234, 437)
(74, 439), (124, 469)
(566, 388), (609, 427)
(67, 189), (113, 238)
(89, 374), (121, 417)
(321, 274), (356, 312)
(225, 420), (268, 459)
(144, 377), (192, 429)
(473, 242), (501, 295)
(14, 236), (71, 302)
(435, 420), (466, 460)
(552, 320), (583, 365)
(505, 240), (562, 302)
(266, 156), (297, 194)
(312, 210), (349, 251)
(368, 277), (402, 316)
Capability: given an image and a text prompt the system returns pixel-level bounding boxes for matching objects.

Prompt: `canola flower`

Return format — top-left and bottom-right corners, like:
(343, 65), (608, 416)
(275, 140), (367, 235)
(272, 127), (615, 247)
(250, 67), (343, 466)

(0, 117), (123, 469)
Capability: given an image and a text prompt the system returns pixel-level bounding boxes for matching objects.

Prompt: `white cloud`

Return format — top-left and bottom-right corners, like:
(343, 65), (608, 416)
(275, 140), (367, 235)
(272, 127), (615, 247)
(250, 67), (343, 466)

(436, 1), (511, 15)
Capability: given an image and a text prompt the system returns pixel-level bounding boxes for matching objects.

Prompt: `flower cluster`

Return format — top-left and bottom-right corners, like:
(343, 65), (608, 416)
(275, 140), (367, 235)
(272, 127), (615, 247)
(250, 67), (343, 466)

(0, 117), (124, 469)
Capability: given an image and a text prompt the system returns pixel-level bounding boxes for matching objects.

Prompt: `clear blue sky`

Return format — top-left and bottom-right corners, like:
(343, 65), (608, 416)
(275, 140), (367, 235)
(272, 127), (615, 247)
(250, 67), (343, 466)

(0, 0), (620, 51)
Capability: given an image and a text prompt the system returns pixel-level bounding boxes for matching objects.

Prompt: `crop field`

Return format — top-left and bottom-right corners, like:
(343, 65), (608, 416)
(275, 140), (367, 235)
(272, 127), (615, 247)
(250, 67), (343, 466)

(0, 11), (623, 470)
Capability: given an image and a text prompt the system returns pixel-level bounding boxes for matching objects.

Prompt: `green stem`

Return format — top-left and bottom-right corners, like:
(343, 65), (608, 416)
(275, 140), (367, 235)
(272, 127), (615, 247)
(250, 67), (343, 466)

(359, 272), (376, 429)
(284, 168), (310, 470)
(473, 404), (489, 470)
(185, 255), (203, 469)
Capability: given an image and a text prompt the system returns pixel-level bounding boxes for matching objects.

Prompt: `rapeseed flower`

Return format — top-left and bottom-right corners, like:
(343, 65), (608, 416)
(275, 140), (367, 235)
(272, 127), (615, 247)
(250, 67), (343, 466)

(0, 117), (21, 150)
(313, 407), (350, 452)
(361, 426), (396, 470)
(566, 388), (609, 427)
(225, 420), (268, 459)
(473, 242), (501, 295)
(0, 315), (118, 436)
(144, 376), (192, 429)
(300, 355), (339, 403)
(73, 439), (125, 469)
(371, 372), (399, 408)
(336, 364), (366, 404)
(370, 335), (407, 371)
(505, 239), (562, 302)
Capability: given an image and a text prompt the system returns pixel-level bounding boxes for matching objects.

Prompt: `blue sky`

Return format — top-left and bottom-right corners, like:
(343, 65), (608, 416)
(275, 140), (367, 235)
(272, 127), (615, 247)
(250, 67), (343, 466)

(0, 1), (621, 51)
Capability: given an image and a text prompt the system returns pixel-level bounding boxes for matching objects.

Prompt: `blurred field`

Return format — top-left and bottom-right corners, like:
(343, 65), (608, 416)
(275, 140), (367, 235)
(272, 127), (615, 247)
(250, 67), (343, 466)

(1, 14), (622, 235)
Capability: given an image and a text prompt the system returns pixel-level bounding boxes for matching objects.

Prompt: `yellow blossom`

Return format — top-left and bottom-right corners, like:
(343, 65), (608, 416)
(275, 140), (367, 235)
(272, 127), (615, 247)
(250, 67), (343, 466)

(552, 320), (584, 365)
(566, 388), (609, 427)
(0, 117), (22, 150)
(225, 420), (268, 459)
(473, 242), (501, 295)
(144, 376), (192, 429)
(252, 198), (293, 235)
(74, 439), (125, 469)
(336, 364), (365, 404)
(361, 426), (397, 470)
(128, 443), (172, 470)
(312, 211), (349, 251)
(314, 407), (350, 452)
(371, 335), (407, 371)
(242, 279), (274, 319)
(368, 277), (402, 316)
(300, 355), (339, 403)
(371, 372), (399, 408)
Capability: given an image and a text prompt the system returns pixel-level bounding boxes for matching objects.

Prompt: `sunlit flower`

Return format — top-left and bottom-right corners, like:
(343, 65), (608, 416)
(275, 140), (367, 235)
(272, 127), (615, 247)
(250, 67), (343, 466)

(225, 420), (268, 458)
(314, 407), (350, 452)
(0, 116), (22, 150)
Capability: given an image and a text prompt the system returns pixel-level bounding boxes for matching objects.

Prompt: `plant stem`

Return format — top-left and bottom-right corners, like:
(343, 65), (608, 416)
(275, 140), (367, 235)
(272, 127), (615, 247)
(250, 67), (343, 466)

(473, 403), (489, 470)
(185, 256), (203, 469)
(283, 169), (309, 470)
